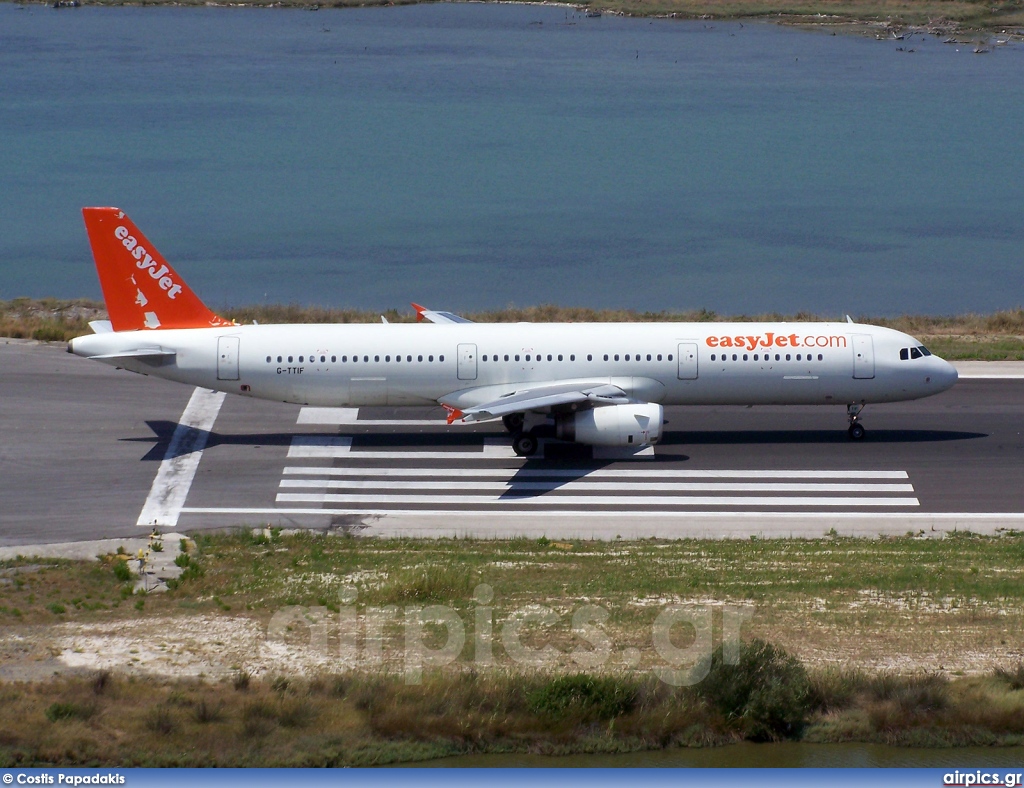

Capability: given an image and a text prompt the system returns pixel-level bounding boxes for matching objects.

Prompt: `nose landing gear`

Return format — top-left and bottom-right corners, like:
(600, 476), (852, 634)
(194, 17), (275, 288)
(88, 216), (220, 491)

(847, 403), (866, 440)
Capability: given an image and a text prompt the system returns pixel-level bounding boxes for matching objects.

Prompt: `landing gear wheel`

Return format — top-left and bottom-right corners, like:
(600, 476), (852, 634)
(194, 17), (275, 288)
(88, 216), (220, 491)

(512, 432), (538, 457)
(846, 403), (866, 441)
(502, 413), (525, 433)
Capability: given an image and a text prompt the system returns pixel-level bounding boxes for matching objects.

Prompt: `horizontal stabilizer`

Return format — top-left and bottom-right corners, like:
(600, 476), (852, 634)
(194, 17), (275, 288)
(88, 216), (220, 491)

(88, 320), (114, 334)
(87, 347), (177, 362)
(412, 303), (474, 324)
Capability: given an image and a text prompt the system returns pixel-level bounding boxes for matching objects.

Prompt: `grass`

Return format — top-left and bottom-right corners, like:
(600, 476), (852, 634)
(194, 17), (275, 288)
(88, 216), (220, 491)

(2, 656), (1024, 766)
(3, 532), (1024, 764)
(4, 298), (1023, 359)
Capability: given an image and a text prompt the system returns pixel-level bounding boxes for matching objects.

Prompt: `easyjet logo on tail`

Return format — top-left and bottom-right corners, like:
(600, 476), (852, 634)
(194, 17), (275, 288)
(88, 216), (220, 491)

(706, 333), (849, 351)
(114, 225), (183, 299)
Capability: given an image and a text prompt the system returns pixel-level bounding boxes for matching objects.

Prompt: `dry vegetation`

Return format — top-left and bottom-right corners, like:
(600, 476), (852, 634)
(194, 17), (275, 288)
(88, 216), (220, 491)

(3, 531), (1024, 764)
(3, 298), (1022, 359)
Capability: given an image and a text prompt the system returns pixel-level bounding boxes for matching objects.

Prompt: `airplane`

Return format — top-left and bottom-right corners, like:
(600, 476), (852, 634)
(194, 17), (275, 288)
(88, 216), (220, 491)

(68, 207), (959, 456)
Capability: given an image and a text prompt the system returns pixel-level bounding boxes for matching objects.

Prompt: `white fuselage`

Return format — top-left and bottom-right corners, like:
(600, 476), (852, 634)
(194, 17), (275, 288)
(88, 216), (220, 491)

(69, 321), (958, 411)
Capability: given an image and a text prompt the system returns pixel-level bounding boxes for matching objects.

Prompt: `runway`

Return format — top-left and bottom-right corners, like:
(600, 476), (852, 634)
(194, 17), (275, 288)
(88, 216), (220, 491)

(2, 341), (1022, 545)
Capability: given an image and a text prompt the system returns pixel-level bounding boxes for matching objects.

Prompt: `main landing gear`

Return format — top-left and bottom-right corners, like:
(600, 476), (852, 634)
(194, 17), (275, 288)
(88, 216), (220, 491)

(502, 413), (525, 433)
(511, 432), (539, 457)
(847, 403), (866, 440)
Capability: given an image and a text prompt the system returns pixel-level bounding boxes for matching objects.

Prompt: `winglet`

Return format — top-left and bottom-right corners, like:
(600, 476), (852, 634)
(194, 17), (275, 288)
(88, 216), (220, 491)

(412, 303), (428, 322)
(442, 404), (465, 425)
(82, 207), (234, 332)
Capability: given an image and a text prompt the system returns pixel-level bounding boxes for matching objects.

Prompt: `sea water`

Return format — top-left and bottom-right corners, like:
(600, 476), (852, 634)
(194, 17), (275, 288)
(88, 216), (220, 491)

(1, 2), (1022, 315)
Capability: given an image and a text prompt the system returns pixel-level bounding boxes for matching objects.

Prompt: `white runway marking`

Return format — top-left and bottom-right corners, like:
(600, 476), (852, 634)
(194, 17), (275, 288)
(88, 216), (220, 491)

(282, 466), (910, 479)
(297, 407), (449, 426)
(276, 493), (919, 507)
(137, 388), (225, 528)
(287, 436), (516, 459)
(279, 479), (916, 493)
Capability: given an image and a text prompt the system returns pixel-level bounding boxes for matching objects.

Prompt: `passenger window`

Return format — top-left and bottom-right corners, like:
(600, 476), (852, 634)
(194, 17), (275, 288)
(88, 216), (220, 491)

(504, 355), (509, 362)
(277, 356), (282, 363)
(743, 354), (748, 361)
(668, 355), (673, 361)
(526, 354), (531, 361)
(482, 355), (488, 362)
(385, 355), (390, 362)
(558, 354), (563, 361)
(753, 354), (758, 361)
(547, 354), (553, 361)
(818, 354), (822, 361)
(288, 356), (293, 363)
(429, 355), (434, 362)
(910, 347), (922, 359)
(439, 355), (444, 362)
(603, 355), (609, 361)
(657, 354), (662, 361)
(796, 354), (801, 361)
(407, 355), (412, 362)
(647, 354), (652, 361)
(786, 354), (791, 361)
(570, 355), (575, 361)
(515, 355), (520, 362)
(395, 355), (400, 363)
(418, 355), (423, 362)
(321, 356), (326, 362)
(711, 354), (716, 361)
(587, 355), (593, 361)
(265, 356), (271, 363)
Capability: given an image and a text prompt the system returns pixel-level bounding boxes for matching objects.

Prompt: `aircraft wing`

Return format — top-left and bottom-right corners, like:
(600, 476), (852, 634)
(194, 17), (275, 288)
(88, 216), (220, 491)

(442, 380), (630, 424)
(412, 303), (474, 324)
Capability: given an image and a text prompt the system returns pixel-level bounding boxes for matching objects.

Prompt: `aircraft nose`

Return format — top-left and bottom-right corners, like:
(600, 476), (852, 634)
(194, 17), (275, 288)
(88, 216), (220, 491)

(931, 358), (958, 391)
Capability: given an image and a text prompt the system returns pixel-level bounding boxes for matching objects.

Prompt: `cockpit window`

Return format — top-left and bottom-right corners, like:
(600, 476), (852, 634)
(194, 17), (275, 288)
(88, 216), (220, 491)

(919, 346), (932, 356)
(899, 348), (909, 360)
(910, 347), (923, 359)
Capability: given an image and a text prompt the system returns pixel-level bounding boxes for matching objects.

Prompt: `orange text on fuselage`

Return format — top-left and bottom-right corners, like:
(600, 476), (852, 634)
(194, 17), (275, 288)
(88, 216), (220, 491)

(705, 333), (849, 352)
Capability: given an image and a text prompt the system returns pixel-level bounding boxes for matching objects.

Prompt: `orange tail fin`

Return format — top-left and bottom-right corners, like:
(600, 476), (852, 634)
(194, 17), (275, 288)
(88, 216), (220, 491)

(82, 207), (233, 331)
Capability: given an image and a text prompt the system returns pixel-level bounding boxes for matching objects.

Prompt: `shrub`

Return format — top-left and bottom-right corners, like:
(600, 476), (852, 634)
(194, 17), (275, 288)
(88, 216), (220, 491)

(193, 699), (224, 724)
(45, 701), (95, 723)
(694, 639), (812, 741)
(145, 706), (176, 735)
(232, 671), (251, 692)
(112, 560), (132, 583)
(46, 603), (66, 615)
(528, 674), (638, 721)
(174, 553), (191, 568)
(994, 662), (1024, 691)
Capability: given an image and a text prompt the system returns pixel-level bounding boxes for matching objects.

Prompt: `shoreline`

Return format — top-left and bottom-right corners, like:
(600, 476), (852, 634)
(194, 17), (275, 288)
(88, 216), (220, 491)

(10, 0), (1024, 35)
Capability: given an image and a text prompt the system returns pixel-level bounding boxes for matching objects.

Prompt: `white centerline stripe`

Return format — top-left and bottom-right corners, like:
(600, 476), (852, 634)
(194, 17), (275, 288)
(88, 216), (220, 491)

(279, 479), (916, 493)
(276, 493), (919, 507)
(281, 466), (910, 479)
(297, 407), (451, 426)
(137, 387), (225, 528)
(287, 436), (516, 459)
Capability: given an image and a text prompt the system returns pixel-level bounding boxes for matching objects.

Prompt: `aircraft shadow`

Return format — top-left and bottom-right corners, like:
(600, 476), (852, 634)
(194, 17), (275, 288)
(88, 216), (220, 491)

(664, 429), (987, 445)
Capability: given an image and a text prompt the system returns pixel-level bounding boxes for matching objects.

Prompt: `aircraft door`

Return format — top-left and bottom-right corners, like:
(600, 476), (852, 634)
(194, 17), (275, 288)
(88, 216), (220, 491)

(677, 342), (698, 380)
(457, 343), (478, 381)
(852, 334), (875, 379)
(217, 336), (240, 381)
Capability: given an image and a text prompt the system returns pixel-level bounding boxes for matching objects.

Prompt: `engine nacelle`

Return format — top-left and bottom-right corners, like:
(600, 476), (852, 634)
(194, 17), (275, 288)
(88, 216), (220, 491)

(555, 403), (663, 447)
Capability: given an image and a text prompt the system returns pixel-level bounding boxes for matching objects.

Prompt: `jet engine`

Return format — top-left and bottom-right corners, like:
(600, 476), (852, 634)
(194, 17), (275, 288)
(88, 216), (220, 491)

(554, 403), (663, 447)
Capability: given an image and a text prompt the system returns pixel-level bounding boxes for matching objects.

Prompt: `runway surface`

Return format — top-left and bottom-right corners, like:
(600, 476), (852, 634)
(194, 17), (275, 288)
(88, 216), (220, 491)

(2, 342), (1022, 545)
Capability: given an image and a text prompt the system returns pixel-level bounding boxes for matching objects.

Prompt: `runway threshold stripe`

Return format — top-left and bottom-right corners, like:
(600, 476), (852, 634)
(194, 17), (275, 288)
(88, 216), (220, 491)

(137, 387), (226, 528)
(275, 493), (919, 507)
(287, 436), (517, 459)
(279, 479), (916, 493)
(281, 467), (910, 479)
(179, 508), (1024, 519)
